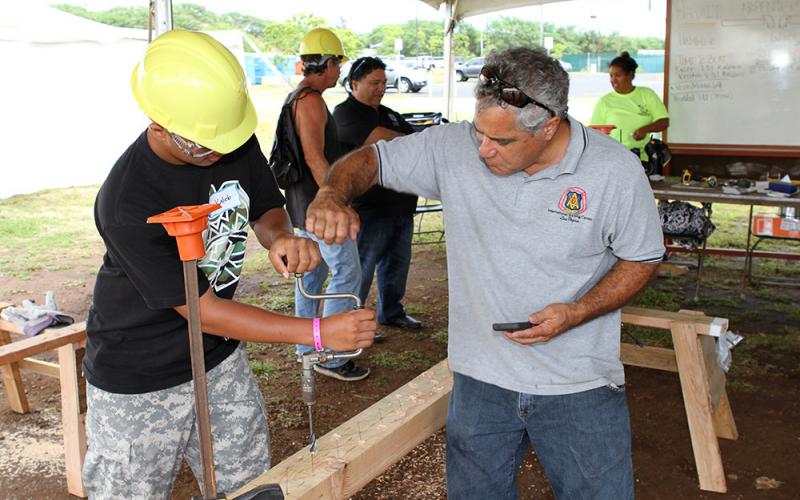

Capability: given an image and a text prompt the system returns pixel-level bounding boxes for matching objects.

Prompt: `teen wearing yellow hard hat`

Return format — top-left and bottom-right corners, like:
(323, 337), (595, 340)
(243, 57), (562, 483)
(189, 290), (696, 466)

(83, 29), (375, 498)
(131, 30), (256, 155)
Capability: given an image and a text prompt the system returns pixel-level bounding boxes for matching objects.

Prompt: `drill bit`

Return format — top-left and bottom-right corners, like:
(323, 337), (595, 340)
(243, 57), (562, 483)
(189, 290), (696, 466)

(308, 405), (317, 453)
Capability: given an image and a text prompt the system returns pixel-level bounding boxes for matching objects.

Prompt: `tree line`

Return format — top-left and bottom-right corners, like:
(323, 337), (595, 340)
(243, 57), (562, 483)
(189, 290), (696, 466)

(55, 3), (663, 59)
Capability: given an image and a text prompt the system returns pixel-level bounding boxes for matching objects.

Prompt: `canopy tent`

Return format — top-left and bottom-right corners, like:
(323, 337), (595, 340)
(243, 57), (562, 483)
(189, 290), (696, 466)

(419, 0), (572, 117)
(419, 0), (563, 18)
(0, 5), (150, 198)
(0, 4), (266, 199)
(148, 0), (572, 118)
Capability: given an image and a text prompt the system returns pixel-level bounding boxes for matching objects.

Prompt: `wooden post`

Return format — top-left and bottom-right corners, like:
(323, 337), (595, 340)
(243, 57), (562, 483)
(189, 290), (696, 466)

(57, 343), (87, 498)
(0, 329), (29, 413)
(670, 321), (727, 493)
(683, 310), (738, 441)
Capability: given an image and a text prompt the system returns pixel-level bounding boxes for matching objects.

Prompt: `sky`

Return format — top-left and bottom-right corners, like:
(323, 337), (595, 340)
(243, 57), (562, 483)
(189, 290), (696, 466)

(32, 0), (667, 38)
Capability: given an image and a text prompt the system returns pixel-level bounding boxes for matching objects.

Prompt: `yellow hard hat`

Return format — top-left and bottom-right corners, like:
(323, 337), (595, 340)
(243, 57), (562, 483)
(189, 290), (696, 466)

(299, 28), (349, 62)
(131, 29), (256, 154)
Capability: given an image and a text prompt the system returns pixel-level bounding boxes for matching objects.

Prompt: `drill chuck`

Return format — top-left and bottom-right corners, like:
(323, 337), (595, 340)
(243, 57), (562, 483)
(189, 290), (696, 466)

(301, 357), (316, 405)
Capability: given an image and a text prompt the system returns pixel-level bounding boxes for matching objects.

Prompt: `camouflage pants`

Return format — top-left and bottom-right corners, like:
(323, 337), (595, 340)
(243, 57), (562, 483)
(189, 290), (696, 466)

(82, 345), (270, 499)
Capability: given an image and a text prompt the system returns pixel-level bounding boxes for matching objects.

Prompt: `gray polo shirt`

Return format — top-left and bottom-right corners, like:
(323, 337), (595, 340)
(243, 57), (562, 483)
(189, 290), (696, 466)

(374, 116), (664, 395)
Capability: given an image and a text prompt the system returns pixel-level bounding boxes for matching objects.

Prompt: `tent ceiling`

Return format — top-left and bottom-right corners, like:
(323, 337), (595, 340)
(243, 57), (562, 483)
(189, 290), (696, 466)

(419, 0), (571, 21)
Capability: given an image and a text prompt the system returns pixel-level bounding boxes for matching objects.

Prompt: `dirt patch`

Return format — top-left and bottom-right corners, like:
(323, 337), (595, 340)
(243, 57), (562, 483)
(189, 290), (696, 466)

(0, 405), (64, 480)
(1, 242), (799, 499)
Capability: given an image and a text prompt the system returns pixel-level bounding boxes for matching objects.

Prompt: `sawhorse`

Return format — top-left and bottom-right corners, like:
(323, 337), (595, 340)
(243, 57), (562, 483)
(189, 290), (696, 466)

(0, 303), (87, 498)
(621, 307), (737, 493)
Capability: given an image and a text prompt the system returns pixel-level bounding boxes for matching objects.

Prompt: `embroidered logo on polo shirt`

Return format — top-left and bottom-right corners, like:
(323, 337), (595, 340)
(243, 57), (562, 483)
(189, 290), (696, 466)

(548, 186), (593, 224)
(558, 187), (587, 215)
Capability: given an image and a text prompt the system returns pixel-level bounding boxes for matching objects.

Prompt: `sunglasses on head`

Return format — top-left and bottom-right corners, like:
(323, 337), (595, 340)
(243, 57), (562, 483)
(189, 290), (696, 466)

(351, 57), (369, 76)
(479, 66), (556, 117)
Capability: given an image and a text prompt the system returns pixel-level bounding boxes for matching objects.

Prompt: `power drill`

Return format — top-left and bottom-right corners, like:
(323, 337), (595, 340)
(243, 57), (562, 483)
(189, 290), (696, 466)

(295, 274), (363, 453)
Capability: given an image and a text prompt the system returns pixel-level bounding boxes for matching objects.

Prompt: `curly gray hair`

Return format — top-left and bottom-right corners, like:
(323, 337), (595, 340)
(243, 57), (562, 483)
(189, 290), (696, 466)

(475, 47), (569, 134)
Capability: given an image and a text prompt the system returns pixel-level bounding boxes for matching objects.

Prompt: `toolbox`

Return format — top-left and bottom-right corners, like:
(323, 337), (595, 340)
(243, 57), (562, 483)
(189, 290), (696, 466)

(753, 214), (800, 239)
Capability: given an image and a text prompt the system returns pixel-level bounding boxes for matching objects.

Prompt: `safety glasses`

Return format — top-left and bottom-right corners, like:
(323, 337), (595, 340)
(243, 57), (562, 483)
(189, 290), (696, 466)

(479, 66), (556, 117)
(169, 132), (217, 159)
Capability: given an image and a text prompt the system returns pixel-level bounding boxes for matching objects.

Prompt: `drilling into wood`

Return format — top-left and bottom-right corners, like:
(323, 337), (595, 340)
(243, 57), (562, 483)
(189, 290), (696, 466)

(295, 274), (364, 453)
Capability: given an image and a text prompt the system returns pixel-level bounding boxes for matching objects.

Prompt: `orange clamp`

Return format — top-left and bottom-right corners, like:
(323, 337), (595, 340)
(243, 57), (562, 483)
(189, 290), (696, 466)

(147, 204), (221, 261)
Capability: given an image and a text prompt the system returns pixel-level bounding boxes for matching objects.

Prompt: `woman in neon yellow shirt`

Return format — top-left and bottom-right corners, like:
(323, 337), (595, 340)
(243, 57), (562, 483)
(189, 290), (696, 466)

(591, 52), (669, 160)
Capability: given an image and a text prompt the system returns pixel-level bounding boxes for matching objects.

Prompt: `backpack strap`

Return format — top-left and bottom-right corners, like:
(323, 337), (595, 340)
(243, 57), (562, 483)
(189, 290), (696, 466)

(287, 86), (320, 106)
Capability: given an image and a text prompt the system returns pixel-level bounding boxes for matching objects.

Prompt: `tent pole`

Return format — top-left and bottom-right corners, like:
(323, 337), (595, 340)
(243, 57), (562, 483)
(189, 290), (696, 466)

(442, 0), (459, 120)
(149, 0), (173, 41)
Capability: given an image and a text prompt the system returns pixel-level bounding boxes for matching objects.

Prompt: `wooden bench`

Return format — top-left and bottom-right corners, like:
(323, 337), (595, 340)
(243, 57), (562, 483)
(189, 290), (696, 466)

(0, 303), (87, 498)
(233, 306), (737, 498)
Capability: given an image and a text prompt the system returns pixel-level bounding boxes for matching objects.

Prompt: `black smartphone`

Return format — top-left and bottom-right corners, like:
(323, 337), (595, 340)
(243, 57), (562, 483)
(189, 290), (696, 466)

(492, 322), (533, 332)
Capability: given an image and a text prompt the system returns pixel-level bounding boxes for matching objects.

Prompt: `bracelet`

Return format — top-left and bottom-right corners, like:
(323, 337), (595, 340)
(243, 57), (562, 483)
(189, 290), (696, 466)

(312, 317), (323, 351)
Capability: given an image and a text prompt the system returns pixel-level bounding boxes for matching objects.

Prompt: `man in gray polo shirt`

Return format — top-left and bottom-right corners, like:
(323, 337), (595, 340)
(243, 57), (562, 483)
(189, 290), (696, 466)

(306, 47), (664, 499)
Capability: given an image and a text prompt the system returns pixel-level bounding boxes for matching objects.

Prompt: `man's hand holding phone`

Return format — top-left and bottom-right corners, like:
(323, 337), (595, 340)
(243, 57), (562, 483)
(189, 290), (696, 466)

(492, 322), (533, 332)
(493, 303), (582, 345)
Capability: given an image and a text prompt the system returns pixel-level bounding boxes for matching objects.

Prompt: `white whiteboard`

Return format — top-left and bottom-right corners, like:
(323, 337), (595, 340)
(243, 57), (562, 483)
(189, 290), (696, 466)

(666, 0), (800, 150)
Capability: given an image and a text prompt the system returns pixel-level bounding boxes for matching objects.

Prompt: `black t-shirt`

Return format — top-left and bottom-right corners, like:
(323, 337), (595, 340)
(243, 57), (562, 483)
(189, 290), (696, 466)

(333, 95), (418, 219)
(85, 131), (285, 394)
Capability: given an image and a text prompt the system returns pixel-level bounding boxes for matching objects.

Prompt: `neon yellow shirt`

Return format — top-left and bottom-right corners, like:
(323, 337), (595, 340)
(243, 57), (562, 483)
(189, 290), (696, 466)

(590, 86), (668, 159)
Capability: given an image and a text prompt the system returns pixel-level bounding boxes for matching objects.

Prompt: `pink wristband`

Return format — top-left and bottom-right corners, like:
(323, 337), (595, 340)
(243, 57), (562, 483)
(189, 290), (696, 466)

(312, 318), (323, 351)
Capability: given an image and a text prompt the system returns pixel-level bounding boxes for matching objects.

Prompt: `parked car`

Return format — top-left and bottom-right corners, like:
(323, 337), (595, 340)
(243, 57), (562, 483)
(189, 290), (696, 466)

(338, 57), (428, 93)
(408, 56), (438, 70)
(454, 57), (484, 81)
(558, 59), (573, 71)
(429, 56), (445, 69)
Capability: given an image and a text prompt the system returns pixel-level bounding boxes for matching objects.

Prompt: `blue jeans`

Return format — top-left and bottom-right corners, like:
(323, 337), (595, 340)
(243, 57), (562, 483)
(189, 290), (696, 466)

(357, 214), (413, 324)
(446, 373), (634, 500)
(295, 230), (361, 369)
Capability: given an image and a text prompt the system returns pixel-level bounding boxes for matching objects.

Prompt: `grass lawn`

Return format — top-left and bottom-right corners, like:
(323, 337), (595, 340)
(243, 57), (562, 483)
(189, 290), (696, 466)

(0, 186), (103, 281)
(1, 184), (797, 281)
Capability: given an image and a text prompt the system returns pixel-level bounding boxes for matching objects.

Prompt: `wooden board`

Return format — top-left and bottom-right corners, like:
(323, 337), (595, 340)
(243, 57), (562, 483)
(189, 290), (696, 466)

(18, 358), (61, 378)
(57, 344), (87, 497)
(670, 321), (726, 492)
(621, 306), (726, 336)
(620, 343), (678, 372)
(0, 322), (86, 366)
(232, 360), (452, 499)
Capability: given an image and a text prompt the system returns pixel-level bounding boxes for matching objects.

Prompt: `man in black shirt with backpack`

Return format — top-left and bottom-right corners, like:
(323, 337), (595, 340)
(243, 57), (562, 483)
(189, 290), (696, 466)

(333, 57), (423, 331)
